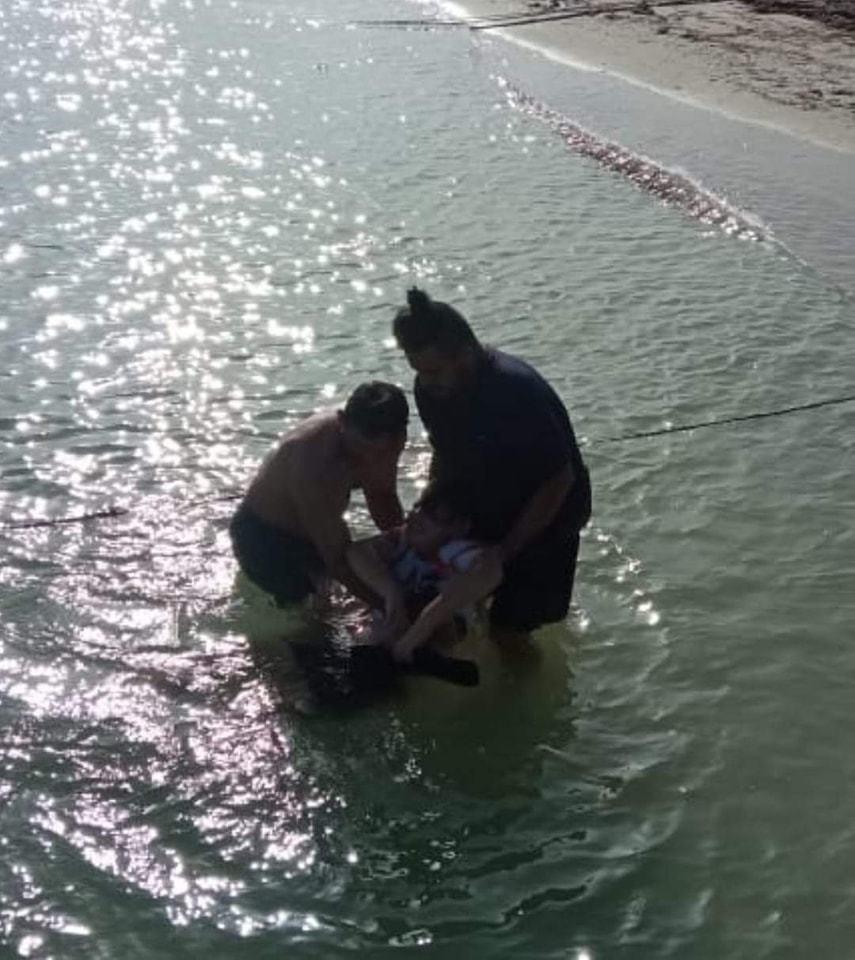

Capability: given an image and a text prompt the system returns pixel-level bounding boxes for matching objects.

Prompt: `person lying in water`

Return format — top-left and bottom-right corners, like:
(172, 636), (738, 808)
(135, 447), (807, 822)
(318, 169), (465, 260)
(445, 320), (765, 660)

(230, 382), (408, 608)
(347, 480), (503, 663)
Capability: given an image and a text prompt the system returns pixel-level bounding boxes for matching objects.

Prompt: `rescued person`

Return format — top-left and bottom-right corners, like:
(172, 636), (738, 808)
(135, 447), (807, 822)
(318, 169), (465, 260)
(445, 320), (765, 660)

(347, 479), (502, 661)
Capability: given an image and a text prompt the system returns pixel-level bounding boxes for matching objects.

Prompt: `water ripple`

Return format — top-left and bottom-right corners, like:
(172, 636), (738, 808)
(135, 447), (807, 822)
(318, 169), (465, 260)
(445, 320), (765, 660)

(1, 0), (853, 956)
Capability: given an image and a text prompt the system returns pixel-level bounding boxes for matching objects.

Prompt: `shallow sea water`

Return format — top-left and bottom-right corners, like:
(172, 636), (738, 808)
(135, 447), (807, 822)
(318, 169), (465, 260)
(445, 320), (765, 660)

(1, 1), (854, 957)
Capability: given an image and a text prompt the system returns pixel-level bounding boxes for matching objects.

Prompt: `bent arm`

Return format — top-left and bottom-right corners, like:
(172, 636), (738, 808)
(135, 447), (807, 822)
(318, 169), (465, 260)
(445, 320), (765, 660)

(295, 490), (380, 607)
(392, 551), (503, 661)
(500, 462), (574, 562)
(364, 486), (404, 531)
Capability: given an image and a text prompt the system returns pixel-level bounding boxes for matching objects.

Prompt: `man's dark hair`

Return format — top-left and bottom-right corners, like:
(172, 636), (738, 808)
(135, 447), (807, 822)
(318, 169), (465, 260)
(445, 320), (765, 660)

(343, 381), (408, 439)
(393, 287), (479, 355)
(415, 479), (472, 525)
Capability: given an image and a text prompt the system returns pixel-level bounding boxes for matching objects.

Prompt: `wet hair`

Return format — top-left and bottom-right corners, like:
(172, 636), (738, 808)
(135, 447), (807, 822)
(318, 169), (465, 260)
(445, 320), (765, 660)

(414, 479), (472, 526)
(342, 381), (408, 439)
(393, 287), (479, 355)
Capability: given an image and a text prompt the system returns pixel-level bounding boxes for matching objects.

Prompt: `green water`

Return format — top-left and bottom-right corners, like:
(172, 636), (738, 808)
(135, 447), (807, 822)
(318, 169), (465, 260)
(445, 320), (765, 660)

(1, 0), (854, 957)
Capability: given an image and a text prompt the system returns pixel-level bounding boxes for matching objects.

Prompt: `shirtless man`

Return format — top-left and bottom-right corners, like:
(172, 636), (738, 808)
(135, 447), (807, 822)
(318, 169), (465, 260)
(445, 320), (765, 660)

(229, 382), (408, 608)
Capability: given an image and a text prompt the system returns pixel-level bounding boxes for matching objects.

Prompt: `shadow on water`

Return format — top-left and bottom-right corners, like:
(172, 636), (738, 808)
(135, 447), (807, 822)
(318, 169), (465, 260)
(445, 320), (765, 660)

(233, 576), (579, 801)
(394, 623), (578, 798)
(0, 521), (664, 957)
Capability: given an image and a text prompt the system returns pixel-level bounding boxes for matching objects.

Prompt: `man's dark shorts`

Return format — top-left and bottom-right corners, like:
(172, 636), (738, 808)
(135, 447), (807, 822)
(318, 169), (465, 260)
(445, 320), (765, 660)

(229, 502), (324, 606)
(489, 481), (592, 635)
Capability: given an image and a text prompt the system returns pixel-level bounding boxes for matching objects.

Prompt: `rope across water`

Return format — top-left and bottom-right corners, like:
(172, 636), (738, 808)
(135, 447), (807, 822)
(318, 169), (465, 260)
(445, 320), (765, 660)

(599, 391), (855, 442)
(3, 392), (853, 530)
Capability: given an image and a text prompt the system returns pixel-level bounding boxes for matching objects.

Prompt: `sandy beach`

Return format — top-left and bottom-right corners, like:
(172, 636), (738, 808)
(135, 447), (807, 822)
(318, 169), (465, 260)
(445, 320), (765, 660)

(443, 0), (855, 153)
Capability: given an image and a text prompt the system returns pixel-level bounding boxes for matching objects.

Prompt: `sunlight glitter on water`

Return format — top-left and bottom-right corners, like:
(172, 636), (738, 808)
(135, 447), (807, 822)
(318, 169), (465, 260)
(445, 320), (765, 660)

(1, 0), (854, 956)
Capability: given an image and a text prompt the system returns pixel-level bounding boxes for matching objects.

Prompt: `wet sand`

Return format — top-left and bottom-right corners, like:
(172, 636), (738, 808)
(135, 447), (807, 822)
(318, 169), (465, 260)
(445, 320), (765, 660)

(448, 0), (855, 152)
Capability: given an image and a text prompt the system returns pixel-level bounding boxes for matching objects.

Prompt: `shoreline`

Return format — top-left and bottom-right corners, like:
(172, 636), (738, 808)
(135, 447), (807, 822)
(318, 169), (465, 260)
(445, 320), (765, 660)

(439, 0), (855, 154)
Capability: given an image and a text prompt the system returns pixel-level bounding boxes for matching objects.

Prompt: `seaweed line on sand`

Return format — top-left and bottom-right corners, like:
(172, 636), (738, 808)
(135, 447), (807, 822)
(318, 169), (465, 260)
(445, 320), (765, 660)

(501, 79), (769, 241)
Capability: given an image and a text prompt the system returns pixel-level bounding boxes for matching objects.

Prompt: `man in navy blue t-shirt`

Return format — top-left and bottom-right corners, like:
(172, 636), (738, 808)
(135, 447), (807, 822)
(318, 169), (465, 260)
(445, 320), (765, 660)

(393, 287), (591, 645)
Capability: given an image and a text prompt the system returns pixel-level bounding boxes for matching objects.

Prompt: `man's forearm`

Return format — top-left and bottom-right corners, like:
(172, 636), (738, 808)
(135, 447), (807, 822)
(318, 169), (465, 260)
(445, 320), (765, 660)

(501, 464), (574, 561)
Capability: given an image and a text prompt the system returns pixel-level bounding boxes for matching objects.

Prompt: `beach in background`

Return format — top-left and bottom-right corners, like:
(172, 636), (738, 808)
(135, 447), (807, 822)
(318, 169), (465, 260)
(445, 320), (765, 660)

(439, 0), (855, 152)
(426, 0), (855, 293)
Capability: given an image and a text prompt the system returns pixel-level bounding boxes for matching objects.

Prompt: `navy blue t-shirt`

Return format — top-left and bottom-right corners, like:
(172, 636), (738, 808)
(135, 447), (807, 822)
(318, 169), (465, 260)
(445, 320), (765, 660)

(415, 348), (590, 543)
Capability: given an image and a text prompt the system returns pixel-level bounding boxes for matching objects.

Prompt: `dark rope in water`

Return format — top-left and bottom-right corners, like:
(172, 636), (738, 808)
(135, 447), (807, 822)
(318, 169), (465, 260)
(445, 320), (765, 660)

(3, 393), (853, 530)
(2, 505), (130, 531)
(602, 391), (855, 442)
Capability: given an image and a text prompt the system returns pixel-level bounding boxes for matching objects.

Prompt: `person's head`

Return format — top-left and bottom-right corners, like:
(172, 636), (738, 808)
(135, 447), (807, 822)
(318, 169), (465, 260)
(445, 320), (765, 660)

(393, 288), (482, 399)
(404, 480), (471, 557)
(339, 381), (408, 461)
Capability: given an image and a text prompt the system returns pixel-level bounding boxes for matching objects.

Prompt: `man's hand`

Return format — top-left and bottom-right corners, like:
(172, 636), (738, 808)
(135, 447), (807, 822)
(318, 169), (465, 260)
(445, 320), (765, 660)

(368, 590), (409, 649)
(366, 587), (409, 649)
(365, 488), (404, 532)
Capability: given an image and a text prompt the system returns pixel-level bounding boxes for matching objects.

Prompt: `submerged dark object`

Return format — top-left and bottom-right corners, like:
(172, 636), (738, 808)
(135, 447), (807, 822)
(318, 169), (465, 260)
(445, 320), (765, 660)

(288, 640), (479, 712)
(407, 646), (479, 686)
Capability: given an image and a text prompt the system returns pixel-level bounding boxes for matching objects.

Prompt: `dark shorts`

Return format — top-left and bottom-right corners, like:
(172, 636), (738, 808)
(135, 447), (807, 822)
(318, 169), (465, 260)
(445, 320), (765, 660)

(489, 529), (581, 634)
(229, 503), (324, 606)
(489, 479), (591, 634)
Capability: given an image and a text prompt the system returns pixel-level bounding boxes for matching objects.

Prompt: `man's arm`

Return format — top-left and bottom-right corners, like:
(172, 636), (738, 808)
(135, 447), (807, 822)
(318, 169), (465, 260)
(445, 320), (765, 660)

(415, 387), (444, 481)
(500, 462), (574, 563)
(359, 453), (404, 531)
(294, 487), (381, 607)
(364, 487), (404, 532)
(347, 535), (408, 630)
(496, 375), (579, 561)
(391, 550), (502, 661)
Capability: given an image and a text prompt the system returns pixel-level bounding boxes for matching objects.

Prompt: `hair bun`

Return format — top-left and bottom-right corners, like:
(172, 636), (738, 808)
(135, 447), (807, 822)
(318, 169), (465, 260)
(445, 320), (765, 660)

(407, 287), (433, 318)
